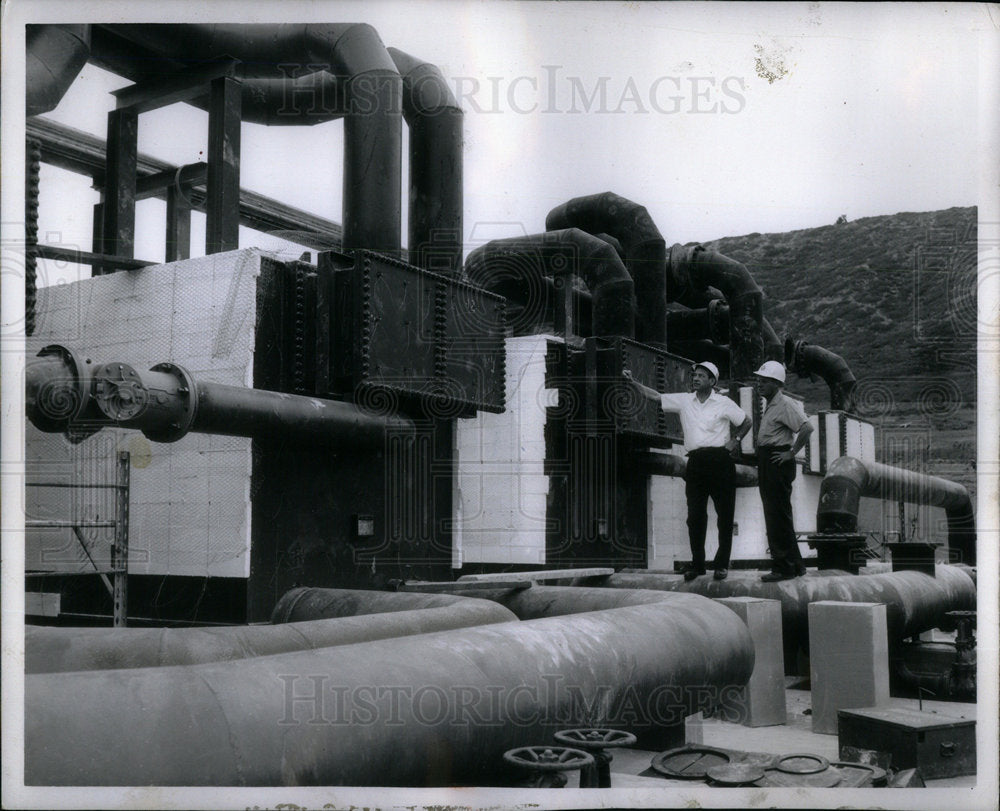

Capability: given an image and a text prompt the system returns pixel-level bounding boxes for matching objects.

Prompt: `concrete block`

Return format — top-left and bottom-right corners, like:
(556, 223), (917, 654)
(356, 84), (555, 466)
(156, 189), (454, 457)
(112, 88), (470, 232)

(715, 597), (787, 727)
(808, 601), (890, 734)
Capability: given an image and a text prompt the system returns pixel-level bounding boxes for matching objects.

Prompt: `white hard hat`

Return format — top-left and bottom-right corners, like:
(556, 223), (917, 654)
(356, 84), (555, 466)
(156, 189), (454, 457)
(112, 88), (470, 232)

(692, 361), (720, 381)
(753, 360), (786, 383)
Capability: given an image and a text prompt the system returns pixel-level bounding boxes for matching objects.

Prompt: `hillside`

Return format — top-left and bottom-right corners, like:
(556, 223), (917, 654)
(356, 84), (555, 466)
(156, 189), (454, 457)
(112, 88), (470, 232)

(701, 207), (978, 500)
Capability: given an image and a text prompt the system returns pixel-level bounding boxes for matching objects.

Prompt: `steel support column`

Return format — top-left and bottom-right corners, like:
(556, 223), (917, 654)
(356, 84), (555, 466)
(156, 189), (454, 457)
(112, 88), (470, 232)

(206, 76), (241, 254)
(165, 185), (192, 261)
(100, 108), (137, 274)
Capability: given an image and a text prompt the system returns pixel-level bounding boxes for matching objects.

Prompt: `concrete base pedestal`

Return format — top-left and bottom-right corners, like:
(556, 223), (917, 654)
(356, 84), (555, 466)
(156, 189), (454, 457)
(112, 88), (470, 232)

(716, 596), (787, 727)
(808, 600), (889, 734)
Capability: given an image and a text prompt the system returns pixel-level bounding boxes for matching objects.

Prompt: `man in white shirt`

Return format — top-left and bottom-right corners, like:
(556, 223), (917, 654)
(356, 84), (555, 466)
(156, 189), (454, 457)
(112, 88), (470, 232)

(624, 361), (751, 581)
(753, 360), (815, 582)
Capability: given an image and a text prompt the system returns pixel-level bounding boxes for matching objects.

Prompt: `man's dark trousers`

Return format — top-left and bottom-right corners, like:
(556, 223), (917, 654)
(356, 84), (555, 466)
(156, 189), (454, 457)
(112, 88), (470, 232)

(685, 447), (736, 571)
(757, 445), (805, 575)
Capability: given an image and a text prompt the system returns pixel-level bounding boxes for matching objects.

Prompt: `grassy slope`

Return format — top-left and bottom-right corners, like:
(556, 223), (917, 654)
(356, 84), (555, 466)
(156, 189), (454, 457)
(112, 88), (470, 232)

(700, 206), (978, 499)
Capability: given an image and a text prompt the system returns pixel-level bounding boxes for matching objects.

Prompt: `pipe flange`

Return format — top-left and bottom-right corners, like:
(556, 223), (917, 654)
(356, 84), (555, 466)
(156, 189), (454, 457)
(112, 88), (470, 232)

(92, 362), (149, 421)
(28, 344), (91, 432)
(143, 362), (199, 443)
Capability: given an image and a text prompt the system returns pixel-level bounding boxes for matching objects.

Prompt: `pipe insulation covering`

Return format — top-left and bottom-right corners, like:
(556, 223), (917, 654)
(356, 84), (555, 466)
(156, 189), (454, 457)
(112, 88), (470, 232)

(26, 591), (517, 674)
(26, 594), (753, 786)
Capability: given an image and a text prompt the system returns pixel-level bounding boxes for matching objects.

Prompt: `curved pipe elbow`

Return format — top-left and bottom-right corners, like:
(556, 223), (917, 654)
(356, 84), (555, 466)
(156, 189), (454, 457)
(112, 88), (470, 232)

(26, 25), (92, 116)
(818, 456), (976, 565)
(464, 229), (635, 339)
(786, 338), (857, 411)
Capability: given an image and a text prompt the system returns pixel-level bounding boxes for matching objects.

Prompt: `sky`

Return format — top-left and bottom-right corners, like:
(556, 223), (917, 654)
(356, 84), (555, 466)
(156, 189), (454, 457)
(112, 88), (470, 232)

(19, 1), (1000, 287)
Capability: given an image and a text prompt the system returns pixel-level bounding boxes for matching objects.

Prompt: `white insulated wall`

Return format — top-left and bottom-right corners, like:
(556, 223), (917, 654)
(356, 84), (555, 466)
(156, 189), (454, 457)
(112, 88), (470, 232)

(454, 335), (557, 565)
(25, 250), (261, 579)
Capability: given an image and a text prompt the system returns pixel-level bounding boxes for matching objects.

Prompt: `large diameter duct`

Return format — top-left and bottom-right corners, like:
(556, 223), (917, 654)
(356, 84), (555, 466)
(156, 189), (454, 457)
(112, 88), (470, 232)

(26, 25), (92, 116)
(84, 24), (403, 255)
(667, 243), (765, 378)
(388, 48), (463, 276)
(592, 566), (976, 672)
(818, 456), (976, 566)
(465, 228), (636, 339)
(786, 337), (857, 412)
(27, 592), (516, 674)
(546, 192), (666, 348)
(26, 598), (753, 786)
(25, 346), (413, 447)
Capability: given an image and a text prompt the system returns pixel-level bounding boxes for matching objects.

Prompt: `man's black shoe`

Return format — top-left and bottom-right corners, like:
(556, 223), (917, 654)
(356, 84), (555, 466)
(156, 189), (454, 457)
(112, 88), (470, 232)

(683, 567), (706, 581)
(794, 566), (807, 577)
(761, 570), (792, 583)
(713, 568), (728, 581)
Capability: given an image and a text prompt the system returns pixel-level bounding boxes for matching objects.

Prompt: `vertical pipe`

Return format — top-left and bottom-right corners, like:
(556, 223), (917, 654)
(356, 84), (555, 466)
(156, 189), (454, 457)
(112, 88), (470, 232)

(100, 108), (138, 274)
(206, 76), (242, 254)
(165, 185), (192, 261)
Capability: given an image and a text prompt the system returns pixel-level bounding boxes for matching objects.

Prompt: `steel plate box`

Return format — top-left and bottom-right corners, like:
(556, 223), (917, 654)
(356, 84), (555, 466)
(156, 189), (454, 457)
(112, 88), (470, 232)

(837, 706), (976, 779)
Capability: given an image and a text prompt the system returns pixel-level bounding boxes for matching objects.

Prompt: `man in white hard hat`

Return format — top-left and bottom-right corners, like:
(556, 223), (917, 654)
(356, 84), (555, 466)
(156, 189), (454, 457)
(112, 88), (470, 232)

(624, 360), (751, 581)
(753, 360), (815, 582)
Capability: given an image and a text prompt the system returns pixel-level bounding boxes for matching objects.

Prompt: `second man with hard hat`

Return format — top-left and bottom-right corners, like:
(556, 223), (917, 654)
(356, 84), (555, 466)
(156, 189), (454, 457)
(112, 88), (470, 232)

(753, 360), (815, 581)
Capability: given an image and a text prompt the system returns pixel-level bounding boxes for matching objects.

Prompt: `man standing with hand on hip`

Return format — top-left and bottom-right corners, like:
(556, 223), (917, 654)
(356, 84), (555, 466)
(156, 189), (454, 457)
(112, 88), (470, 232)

(624, 361), (751, 581)
(753, 360), (815, 582)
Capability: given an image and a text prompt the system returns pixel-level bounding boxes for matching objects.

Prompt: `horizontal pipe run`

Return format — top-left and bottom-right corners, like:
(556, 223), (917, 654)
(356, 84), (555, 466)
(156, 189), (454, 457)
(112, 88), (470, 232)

(587, 566), (976, 650)
(25, 347), (413, 447)
(27, 597), (753, 785)
(818, 456), (976, 566)
(634, 450), (758, 487)
(27, 591), (517, 674)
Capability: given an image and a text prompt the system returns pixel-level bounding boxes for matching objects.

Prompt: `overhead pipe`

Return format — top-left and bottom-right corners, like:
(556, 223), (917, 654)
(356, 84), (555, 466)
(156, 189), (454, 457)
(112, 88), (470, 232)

(82, 23), (403, 255)
(665, 300), (730, 345)
(785, 337), (857, 412)
(465, 228), (636, 340)
(26, 590), (516, 674)
(26, 596), (753, 785)
(388, 48), (463, 276)
(546, 192), (666, 348)
(592, 566), (976, 674)
(25, 345), (413, 447)
(818, 456), (976, 566)
(633, 450), (758, 487)
(667, 243), (765, 378)
(25, 25), (92, 116)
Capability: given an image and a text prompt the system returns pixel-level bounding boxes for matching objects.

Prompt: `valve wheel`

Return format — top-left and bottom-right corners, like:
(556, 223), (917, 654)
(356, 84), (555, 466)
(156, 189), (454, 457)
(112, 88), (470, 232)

(554, 728), (637, 750)
(503, 746), (594, 772)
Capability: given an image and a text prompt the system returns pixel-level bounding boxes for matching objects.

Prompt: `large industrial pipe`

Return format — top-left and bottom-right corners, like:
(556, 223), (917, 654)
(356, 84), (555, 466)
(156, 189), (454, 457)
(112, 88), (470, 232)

(26, 597), (753, 785)
(388, 48), (463, 276)
(818, 456), (976, 566)
(546, 192), (666, 348)
(81, 23), (403, 255)
(785, 337), (857, 412)
(25, 345), (413, 447)
(26, 591), (517, 674)
(634, 450), (758, 487)
(594, 566), (976, 673)
(465, 228), (636, 339)
(665, 300), (730, 344)
(667, 243), (765, 379)
(25, 25), (92, 116)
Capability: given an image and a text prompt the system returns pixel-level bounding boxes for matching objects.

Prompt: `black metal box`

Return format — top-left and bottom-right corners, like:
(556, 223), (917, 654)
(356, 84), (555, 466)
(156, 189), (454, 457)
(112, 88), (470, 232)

(324, 250), (506, 413)
(837, 706), (976, 779)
